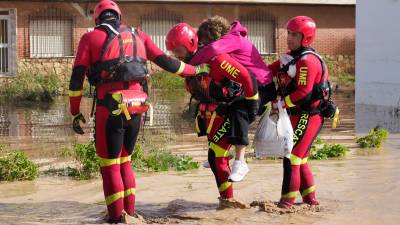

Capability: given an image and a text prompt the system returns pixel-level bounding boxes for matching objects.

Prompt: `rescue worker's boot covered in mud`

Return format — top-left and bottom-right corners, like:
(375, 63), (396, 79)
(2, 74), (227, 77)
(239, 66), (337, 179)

(302, 190), (319, 206)
(218, 197), (250, 209)
(277, 197), (295, 209)
(120, 211), (144, 224)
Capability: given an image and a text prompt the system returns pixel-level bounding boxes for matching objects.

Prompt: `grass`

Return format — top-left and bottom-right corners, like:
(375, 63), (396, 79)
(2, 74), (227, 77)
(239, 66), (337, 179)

(149, 71), (185, 90)
(324, 57), (355, 86)
(48, 142), (199, 180)
(356, 128), (389, 148)
(0, 67), (65, 104)
(0, 144), (39, 181)
(68, 143), (101, 180)
(309, 137), (350, 160)
(131, 144), (199, 172)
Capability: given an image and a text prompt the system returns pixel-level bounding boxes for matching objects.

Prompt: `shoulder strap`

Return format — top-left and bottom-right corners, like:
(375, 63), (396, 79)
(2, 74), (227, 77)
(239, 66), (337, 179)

(281, 50), (326, 84)
(96, 23), (122, 60)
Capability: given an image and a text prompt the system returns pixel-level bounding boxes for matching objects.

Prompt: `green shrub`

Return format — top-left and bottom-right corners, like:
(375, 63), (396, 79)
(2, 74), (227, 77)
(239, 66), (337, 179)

(58, 142), (199, 179)
(356, 128), (389, 148)
(310, 143), (349, 160)
(324, 57), (355, 85)
(0, 145), (39, 181)
(150, 71), (185, 90)
(131, 144), (199, 172)
(309, 138), (349, 160)
(0, 68), (62, 103)
(69, 143), (100, 180)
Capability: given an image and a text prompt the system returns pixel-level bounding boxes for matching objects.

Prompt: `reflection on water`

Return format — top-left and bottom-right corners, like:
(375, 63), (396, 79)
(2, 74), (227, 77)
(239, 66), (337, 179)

(0, 89), (193, 158)
(356, 103), (400, 133)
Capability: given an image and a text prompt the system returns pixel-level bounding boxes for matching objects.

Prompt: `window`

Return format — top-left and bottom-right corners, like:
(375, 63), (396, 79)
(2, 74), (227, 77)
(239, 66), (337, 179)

(0, 9), (16, 76)
(29, 7), (73, 58)
(140, 8), (182, 52)
(240, 11), (276, 54)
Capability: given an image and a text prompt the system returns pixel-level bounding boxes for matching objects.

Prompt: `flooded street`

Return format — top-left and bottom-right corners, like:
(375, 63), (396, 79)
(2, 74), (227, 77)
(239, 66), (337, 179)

(0, 135), (399, 225)
(1, 86), (399, 225)
(0, 89), (194, 158)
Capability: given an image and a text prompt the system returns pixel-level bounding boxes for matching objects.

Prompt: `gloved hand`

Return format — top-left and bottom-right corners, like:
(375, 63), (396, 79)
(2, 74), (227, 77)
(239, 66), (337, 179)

(272, 98), (287, 111)
(245, 99), (259, 124)
(195, 63), (210, 75)
(72, 113), (86, 135)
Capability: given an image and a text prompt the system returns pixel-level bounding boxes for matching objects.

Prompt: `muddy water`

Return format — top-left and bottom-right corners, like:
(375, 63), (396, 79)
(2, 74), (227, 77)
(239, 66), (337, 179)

(0, 135), (399, 225)
(0, 89), (193, 158)
(0, 87), (355, 160)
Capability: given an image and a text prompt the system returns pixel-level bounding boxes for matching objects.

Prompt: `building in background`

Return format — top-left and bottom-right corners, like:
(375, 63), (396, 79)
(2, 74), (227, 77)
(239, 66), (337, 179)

(0, 0), (355, 76)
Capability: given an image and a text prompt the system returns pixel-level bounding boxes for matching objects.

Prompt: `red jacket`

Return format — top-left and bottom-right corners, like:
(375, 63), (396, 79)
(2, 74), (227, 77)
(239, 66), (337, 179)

(207, 53), (258, 100)
(69, 24), (197, 115)
(269, 50), (328, 110)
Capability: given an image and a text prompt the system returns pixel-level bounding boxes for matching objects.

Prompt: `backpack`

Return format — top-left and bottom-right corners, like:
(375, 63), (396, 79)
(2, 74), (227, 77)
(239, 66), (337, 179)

(88, 23), (148, 86)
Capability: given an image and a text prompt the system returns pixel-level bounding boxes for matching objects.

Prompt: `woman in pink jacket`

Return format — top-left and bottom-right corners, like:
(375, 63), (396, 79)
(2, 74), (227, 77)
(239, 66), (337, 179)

(191, 16), (277, 182)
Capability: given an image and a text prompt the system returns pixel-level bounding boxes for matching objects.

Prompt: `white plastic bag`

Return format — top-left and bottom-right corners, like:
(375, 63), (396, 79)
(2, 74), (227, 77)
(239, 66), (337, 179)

(254, 101), (294, 158)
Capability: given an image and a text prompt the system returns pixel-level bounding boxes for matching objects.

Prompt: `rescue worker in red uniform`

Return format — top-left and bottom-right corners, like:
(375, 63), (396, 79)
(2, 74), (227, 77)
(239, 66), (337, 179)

(165, 23), (259, 208)
(269, 16), (331, 208)
(69, 1), (209, 223)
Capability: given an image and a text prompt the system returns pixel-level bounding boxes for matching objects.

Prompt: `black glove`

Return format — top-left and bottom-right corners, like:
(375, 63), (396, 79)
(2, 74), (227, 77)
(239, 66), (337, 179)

(246, 99), (259, 124)
(72, 113), (86, 135)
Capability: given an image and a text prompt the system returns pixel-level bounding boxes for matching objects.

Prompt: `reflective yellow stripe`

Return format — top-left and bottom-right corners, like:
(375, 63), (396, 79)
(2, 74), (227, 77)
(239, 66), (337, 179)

(120, 103), (132, 120)
(209, 142), (229, 158)
(301, 157), (308, 165)
(69, 90), (82, 97)
(245, 93), (259, 100)
(99, 157), (120, 167)
(105, 191), (124, 205)
(285, 95), (296, 108)
(290, 154), (303, 166)
(124, 188), (136, 197)
(206, 111), (217, 134)
(100, 155), (132, 167)
(174, 61), (185, 75)
(120, 155), (131, 164)
(301, 185), (316, 197)
(195, 112), (201, 133)
(282, 191), (297, 199)
(218, 181), (232, 192)
(332, 107), (340, 129)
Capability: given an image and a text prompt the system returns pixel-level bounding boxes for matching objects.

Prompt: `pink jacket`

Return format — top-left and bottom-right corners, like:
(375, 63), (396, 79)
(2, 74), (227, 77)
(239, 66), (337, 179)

(190, 21), (273, 86)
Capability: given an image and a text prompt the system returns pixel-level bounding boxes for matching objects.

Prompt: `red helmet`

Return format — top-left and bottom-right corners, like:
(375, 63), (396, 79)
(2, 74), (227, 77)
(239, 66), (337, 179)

(287, 16), (316, 47)
(166, 23), (198, 53)
(93, 0), (121, 24)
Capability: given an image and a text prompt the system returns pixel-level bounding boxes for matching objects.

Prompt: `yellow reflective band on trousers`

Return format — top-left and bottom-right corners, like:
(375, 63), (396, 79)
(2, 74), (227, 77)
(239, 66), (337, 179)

(206, 111), (217, 134)
(209, 142), (229, 158)
(282, 191), (297, 199)
(69, 90), (82, 97)
(290, 154), (308, 166)
(195, 111), (201, 133)
(174, 61), (185, 75)
(124, 188), (136, 197)
(120, 155), (131, 164)
(105, 191), (124, 206)
(218, 181), (232, 192)
(100, 155), (131, 167)
(301, 185), (316, 197)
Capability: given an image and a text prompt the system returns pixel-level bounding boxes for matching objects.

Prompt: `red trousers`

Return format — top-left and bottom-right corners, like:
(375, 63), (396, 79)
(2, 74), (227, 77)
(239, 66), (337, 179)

(280, 113), (324, 206)
(95, 105), (141, 221)
(196, 109), (234, 199)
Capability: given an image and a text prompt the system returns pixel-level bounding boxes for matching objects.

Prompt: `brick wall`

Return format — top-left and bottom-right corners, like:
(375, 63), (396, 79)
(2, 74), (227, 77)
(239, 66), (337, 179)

(1, 1), (355, 57)
(0, 1), (354, 77)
